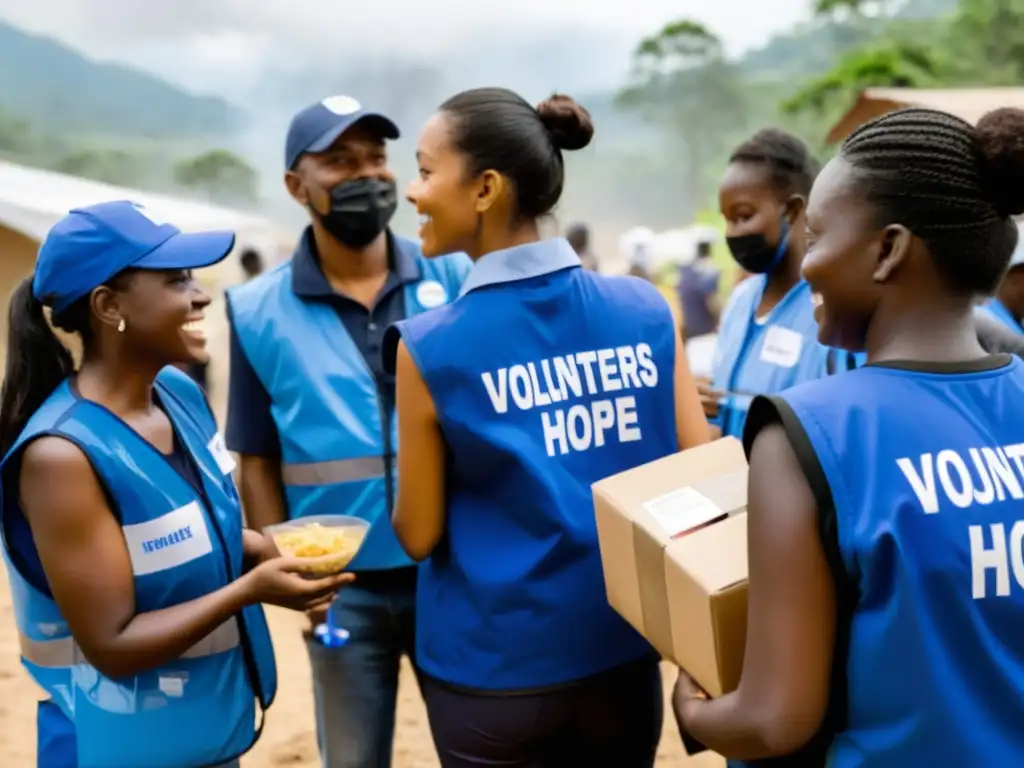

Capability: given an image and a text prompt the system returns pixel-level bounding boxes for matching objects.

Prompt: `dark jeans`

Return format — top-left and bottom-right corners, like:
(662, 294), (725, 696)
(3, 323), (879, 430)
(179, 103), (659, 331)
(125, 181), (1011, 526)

(304, 567), (417, 768)
(421, 655), (663, 768)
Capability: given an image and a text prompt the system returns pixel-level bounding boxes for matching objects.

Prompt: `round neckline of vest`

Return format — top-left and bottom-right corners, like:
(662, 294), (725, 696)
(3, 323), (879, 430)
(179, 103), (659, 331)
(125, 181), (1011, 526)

(864, 354), (1012, 374)
(67, 376), (178, 457)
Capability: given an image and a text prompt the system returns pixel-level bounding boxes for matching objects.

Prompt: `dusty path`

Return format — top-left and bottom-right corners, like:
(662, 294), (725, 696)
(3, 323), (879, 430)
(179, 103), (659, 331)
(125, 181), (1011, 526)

(0, 595), (723, 766)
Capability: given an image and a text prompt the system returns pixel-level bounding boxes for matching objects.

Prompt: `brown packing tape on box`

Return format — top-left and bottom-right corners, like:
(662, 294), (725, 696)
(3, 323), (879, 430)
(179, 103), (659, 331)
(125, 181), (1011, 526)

(665, 513), (749, 697)
(593, 437), (751, 690)
(631, 469), (747, 662)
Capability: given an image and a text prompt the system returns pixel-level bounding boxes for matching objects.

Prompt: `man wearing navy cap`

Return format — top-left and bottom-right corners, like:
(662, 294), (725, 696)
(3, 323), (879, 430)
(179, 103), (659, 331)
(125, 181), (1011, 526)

(225, 96), (470, 767)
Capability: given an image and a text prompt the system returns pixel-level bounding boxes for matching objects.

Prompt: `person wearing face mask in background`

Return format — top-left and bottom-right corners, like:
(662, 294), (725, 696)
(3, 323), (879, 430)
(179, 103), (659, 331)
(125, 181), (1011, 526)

(224, 96), (471, 768)
(701, 129), (856, 439)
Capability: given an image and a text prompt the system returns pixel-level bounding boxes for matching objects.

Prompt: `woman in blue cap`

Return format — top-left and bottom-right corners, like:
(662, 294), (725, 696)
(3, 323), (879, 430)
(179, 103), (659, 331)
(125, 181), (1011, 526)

(384, 89), (710, 766)
(0, 200), (351, 768)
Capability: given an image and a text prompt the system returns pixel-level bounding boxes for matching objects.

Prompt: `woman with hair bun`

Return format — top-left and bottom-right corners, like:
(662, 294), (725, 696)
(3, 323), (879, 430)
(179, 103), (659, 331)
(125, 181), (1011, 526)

(673, 107), (1024, 765)
(383, 87), (710, 766)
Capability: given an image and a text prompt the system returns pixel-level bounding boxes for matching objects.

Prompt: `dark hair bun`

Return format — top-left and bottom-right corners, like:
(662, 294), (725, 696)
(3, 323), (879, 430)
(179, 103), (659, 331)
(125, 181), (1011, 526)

(536, 94), (594, 152)
(976, 107), (1024, 218)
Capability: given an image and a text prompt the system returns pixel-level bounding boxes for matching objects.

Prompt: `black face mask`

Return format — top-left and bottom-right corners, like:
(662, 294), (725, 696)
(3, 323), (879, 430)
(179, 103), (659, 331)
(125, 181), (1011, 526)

(317, 177), (398, 249)
(726, 215), (791, 274)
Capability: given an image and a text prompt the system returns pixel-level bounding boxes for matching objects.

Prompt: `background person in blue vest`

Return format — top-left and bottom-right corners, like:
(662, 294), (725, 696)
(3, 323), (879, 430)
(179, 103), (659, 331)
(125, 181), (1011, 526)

(673, 107), (1024, 766)
(699, 129), (854, 438)
(385, 88), (711, 767)
(224, 96), (471, 768)
(0, 201), (351, 768)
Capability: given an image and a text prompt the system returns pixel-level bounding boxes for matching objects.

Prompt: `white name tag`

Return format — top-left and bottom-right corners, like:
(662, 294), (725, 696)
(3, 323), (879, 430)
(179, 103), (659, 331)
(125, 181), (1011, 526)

(759, 325), (803, 368)
(123, 501), (213, 577)
(207, 432), (236, 475)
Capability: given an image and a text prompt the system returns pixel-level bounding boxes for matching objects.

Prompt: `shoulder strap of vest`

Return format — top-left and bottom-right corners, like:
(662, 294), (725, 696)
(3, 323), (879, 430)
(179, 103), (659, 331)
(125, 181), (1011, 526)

(226, 262), (290, 325)
(154, 366), (216, 436)
(1, 381), (78, 468)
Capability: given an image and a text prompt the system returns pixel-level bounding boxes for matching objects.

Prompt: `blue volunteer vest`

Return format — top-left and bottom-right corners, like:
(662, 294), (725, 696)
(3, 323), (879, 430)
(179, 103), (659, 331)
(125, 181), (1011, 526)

(978, 298), (1022, 335)
(0, 366), (277, 768)
(227, 235), (470, 570)
(712, 276), (832, 438)
(773, 358), (1024, 766)
(392, 238), (675, 690)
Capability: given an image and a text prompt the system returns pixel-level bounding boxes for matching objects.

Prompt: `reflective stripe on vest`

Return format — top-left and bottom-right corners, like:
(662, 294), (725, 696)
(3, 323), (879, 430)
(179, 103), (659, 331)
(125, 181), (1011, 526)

(19, 618), (240, 668)
(281, 456), (386, 486)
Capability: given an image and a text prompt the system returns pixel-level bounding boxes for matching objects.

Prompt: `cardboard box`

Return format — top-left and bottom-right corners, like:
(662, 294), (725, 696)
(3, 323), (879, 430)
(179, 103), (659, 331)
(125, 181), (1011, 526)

(592, 437), (749, 698)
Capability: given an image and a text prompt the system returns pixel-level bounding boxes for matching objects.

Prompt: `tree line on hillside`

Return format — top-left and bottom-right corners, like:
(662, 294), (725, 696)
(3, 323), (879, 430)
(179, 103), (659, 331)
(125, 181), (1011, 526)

(614, 0), (1024, 214)
(0, 105), (258, 206)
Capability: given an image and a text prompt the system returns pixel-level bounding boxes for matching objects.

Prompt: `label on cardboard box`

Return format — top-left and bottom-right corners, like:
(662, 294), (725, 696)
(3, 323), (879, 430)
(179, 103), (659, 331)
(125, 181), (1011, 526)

(642, 486), (724, 539)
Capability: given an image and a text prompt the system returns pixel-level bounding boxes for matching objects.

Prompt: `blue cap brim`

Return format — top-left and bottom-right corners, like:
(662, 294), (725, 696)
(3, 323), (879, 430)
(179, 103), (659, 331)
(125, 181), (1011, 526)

(307, 112), (401, 154)
(132, 230), (236, 271)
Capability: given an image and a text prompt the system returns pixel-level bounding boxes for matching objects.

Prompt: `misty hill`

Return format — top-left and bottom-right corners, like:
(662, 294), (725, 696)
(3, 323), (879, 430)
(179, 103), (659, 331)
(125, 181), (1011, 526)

(740, 0), (959, 79)
(0, 21), (243, 139)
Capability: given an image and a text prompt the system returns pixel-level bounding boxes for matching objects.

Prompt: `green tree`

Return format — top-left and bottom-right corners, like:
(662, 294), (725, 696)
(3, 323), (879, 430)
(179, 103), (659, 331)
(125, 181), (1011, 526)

(0, 107), (33, 156)
(53, 148), (147, 186)
(782, 41), (944, 117)
(173, 149), (259, 205)
(815, 0), (899, 17)
(617, 20), (747, 212)
(949, 0), (1024, 83)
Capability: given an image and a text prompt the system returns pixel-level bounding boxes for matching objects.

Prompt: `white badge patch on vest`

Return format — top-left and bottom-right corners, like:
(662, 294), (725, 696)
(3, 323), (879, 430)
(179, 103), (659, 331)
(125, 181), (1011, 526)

(321, 95), (361, 115)
(159, 674), (186, 698)
(123, 501), (214, 577)
(760, 325), (803, 368)
(207, 432), (237, 475)
(415, 280), (448, 309)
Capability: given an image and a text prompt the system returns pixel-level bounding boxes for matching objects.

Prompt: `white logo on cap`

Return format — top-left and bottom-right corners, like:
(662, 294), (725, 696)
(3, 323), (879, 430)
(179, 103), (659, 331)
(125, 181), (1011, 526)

(321, 96), (362, 116)
(131, 203), (170, 226)
(415, 280), (448, 309)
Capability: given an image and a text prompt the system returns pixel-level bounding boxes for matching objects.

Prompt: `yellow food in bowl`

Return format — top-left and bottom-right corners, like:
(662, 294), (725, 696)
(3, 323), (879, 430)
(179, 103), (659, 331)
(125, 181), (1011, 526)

(273, 523), (365, 574)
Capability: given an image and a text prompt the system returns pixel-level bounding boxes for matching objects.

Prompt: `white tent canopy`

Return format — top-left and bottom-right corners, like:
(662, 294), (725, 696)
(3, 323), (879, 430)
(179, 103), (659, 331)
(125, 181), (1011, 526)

(0, 160), (282, 251)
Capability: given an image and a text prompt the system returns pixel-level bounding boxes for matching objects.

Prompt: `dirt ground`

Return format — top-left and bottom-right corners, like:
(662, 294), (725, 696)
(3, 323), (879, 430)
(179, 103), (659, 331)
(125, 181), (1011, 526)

(0, 320), (723, 767)
(0, 595), (723, 766)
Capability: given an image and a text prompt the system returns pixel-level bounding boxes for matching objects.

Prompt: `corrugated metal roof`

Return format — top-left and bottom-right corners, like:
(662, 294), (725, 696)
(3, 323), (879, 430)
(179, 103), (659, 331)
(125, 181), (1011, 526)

(826, 87), (1024, 143)
(0, 159), (281, 244)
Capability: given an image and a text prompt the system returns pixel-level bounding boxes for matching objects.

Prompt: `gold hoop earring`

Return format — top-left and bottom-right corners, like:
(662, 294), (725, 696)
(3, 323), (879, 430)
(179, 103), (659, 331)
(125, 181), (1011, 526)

(117, 318), (126, 333)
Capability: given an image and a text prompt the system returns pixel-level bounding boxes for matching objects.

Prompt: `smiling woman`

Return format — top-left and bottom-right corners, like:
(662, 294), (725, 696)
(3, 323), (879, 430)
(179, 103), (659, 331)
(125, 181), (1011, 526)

(0, 200), (352, 768)
(674, 107), (1024, 767)
(386, 87), (711, 768)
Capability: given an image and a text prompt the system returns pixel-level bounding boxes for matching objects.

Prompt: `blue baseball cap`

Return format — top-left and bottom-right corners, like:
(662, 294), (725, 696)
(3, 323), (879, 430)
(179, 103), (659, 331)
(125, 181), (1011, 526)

(33, 200), (236, 315)
(285, 95), (400, 170)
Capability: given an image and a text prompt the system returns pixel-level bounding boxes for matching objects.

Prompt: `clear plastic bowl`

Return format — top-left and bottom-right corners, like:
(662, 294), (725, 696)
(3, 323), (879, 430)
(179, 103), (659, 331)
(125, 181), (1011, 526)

(265, 515), (370, 575)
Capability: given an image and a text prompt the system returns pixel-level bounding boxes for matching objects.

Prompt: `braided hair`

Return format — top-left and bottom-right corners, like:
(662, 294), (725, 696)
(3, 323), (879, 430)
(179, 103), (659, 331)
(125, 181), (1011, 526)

(840, 107), (1024, 295)
(729, 128), (821, 199)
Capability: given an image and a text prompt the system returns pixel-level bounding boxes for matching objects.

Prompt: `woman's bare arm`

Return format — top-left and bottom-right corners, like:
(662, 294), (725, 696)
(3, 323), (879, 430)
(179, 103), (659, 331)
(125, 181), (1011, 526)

(674, 422), (837, 758)
(673, 333), (713, 449)
(391, 339), (447, 561)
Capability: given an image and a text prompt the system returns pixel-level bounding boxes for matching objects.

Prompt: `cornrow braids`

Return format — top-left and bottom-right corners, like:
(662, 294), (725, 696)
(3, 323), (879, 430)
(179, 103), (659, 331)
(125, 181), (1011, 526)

(729, 128), (820, 198)
(840, 107), (1024, 296)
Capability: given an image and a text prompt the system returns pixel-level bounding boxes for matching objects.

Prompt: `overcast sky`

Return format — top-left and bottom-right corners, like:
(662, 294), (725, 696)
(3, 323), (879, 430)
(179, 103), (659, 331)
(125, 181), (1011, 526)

(0, 0), (814, 96)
